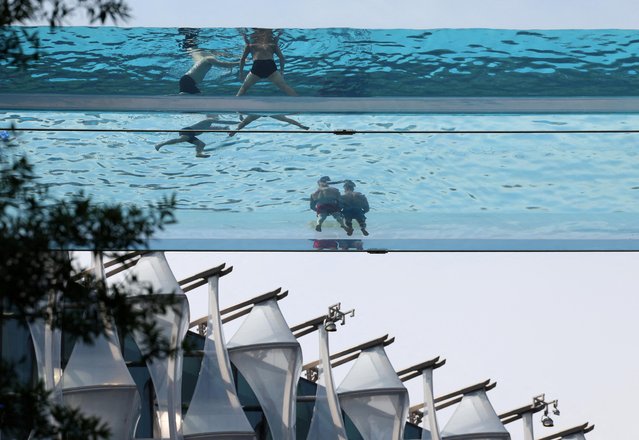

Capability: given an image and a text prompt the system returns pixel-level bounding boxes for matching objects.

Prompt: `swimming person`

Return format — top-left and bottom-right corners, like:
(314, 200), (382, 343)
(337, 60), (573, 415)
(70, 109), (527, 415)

(340, 180), (370, 236)
(227, 114), (309, 137)
(155, 115), (236, 158)
(179, 40), (238, 94)
(236, 28), (298, 96)
(310, 176), (348, 233)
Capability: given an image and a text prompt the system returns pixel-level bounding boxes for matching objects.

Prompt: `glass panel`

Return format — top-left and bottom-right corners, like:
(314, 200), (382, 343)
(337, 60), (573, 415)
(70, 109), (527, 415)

(2, 111), (639, 251)
(440, 390), (510, 440)
(2, 28), (638, 97)
(1, 318), (36, 385)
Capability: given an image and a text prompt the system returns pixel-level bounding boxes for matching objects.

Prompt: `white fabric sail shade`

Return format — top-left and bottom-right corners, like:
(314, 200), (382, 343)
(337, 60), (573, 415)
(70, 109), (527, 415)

(337, 345), (409, 440)
(124, 252), (190, 440)
(62, 253), (141, 440)
(440, 389), (510, 440)
(182, 275), (255, 439)
(227, 299), (302, 440)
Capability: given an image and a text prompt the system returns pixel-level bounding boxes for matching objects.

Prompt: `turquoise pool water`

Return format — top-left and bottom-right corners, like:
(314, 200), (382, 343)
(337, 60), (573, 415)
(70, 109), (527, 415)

(2, 27), (638, 97)
(2, 27), (638, 250)
(2, 111), (639, 250)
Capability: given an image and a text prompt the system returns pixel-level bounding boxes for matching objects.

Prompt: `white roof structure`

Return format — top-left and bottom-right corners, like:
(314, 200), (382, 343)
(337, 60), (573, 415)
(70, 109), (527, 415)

(182, 274), (255, 439)
(227, 299), (302, 439)
(125, 252), (190, 440)
(62, 253), (140, 440)
(337, 344), (409, 440)
(562, 434), (587, 440)
(441, 389), (510, 440)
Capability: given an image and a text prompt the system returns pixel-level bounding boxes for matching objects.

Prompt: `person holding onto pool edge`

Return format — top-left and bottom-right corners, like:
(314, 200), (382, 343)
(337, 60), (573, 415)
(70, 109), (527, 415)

(236, 28), (298, 96)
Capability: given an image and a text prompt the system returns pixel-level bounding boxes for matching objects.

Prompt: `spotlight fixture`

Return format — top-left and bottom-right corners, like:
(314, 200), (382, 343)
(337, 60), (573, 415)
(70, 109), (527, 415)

(323, 303), (355, 333)
(324, 320), (337, 332)
(532, 394), (560, 428)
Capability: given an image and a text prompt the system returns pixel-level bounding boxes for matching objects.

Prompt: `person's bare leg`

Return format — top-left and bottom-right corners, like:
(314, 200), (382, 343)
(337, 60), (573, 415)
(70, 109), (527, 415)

(155, 135), (190, 151)
(236, 72), (261, 96)
(190, 138), (210, 158)
(270, 115), (308, 130)
(228, 114), (261, 137)
(269, 71), (298, 96)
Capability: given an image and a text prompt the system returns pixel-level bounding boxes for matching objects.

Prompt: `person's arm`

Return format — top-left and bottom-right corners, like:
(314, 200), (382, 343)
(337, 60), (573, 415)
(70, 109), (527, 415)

(238, 45), (250, 80)
(361, 195), (370, 213)
(208, 56), (240, 68)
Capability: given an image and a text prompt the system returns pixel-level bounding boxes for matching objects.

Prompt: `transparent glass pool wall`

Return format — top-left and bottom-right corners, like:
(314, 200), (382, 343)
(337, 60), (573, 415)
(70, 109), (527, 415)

(2, 26), (638, 250)
(2, 109), (638, 250)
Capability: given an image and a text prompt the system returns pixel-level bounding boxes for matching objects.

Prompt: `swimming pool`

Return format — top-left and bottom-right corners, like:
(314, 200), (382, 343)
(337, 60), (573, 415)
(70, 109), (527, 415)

(2, 27), (638, 250)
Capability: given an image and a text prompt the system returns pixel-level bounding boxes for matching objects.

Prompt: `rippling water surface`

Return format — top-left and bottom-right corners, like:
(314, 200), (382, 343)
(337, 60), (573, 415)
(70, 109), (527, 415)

(2, 27), (639, 249)
(2, 27), (639, 96)
(4, 111), (639, 217)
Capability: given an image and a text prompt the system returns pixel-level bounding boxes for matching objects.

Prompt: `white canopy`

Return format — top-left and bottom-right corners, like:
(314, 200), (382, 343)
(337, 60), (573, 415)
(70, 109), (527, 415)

(62, 253), (140, 440)
(440, 390), (510, 440)
(125, 252), (190, 440)
(228, 299), (302, 440)
(337, 345), (409, 440)
(182, 275), (255, 439)
(563, 434), (587, 440)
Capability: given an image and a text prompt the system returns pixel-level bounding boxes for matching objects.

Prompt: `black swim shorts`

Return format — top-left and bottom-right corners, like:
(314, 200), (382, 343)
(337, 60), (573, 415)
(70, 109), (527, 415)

(250, 59), (278, 79)
(179, 74), (201, 94)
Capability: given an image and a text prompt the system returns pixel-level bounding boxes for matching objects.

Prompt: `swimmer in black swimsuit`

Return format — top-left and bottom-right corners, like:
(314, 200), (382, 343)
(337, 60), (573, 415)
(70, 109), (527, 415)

(155, 115), (238, 158)
(236, 28), (298, 96)
(179, 47), (238, 95)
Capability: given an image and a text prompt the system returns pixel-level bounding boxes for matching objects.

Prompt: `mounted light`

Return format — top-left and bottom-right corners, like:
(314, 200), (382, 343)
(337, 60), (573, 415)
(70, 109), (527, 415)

(552, 401), (560, 416)
(532, 394), (560, 428)
(324, 320), (337, 332)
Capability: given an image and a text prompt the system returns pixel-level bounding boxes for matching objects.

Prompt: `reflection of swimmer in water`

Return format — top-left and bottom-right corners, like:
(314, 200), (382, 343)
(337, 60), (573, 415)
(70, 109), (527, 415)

(227, 113), (309, 137)
(310, 176), (348, 232)
(236, 28), (297, 96)
(341, 180), (370, 236)
(178, 29), (238, 94)
(155, 115), (237, 158)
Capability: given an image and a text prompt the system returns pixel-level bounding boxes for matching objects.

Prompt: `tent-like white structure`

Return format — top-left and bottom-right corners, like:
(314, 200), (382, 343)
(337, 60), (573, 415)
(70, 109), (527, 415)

(182, 272), (255, 439)
(227, 299), (302, 440)
(62, 253), (141, 440)
(440, 389), (510, 440)
(563, 434), (587, 440)
(125, 252), (190, 440)
(337, 344), (409, 440)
